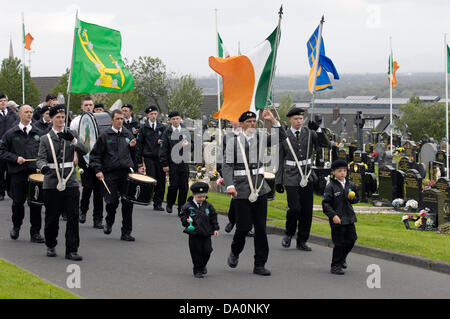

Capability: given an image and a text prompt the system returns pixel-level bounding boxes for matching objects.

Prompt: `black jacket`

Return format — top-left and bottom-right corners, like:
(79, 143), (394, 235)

(159, 125), (192, 169)
(33, 118), (52, 134)
(322, 177), (359, 225)
(89, 127), (136, 174)
(179, 197), (219, 237)
(136, 119), (166, 162)
(0, 107), (19, 139)
(123, 116), (140, 138)
(0, 124), (43, 174)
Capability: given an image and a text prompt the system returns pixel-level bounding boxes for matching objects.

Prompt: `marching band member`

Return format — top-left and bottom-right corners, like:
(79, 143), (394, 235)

(275, 108), (329, 251)
(37, 105), (87, 260)
(0, 105), (44, 243)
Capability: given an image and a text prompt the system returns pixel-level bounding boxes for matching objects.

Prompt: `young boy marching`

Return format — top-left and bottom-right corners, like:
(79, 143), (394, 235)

(179, 182), (219, 278)
(322, 159), (359, 275)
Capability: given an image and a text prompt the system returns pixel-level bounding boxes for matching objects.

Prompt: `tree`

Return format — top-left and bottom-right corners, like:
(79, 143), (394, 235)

(395, 97), (447, 141)
(51, 69), (88, 115)
(128, 56), (172, 114)
(168, 75), (203, 119)
(276, 94), (295, 128)
(0, 57), (40, 106)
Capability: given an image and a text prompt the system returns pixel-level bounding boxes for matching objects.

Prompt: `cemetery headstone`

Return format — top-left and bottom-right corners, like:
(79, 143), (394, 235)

(393, 134), (401, 147)
(377, 165), (395, 204)
(436, 150), (447, 168)
(349, 163), (367, 202)
(430, 161), (445, 181)
(404, 169), (423, 208)
(338, 148), (348, 161)
(397, 156), (413, 172)
(422, 188), (444, 227)
(434, 178), (450, 225)
(420, 143), (438, 175)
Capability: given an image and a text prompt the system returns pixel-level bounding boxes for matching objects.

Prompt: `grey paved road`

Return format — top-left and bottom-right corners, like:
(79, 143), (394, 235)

(0, 196), (449, 299)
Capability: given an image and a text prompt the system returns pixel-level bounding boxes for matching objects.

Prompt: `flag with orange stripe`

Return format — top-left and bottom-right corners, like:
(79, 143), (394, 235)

(209, 27), (279, 122)
(24, 33), (34, 50)
(388, 56), (399, 87)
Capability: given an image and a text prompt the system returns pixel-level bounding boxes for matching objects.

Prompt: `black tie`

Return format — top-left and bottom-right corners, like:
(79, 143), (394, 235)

(1, 110), (5, 117)
(23, 127), (27, 135)
(295, 131), (300, 140)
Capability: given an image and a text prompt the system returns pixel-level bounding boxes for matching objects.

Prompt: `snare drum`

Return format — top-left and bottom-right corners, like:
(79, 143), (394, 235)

(264, 172), (276, 201)
(122, 173), (156, 205)
(27, 173), (44, 206)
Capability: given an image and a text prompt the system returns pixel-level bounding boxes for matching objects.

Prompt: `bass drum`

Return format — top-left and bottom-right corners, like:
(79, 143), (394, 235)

(123, 173), (157, 205)
(78, 112), (111, 164)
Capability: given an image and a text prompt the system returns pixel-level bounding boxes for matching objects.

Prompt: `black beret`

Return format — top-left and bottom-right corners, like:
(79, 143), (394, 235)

(286, 107), (305, 118)
(168, 110), (181, 118)
(40, 106), (50, 114)
(121, 104), (133, 110)
(238, 111), (256, 122)
(145, 105), (158, 114)
(94, 103), (105, 109)
(331, 159), (348, 171)
(49, 104), (66, 118)
(0, 94), (7, 99)
(190, 182), (209, 194)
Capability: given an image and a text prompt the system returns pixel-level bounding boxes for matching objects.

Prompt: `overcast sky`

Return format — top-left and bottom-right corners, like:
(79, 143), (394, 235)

(1, 0), (449, 78)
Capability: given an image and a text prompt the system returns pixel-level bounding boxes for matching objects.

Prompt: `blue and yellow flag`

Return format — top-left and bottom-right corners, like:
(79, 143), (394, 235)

(307, 25), (339, 93)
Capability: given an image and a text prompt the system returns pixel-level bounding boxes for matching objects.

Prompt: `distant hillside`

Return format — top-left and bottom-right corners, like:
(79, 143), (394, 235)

(198, 73), (446, 102)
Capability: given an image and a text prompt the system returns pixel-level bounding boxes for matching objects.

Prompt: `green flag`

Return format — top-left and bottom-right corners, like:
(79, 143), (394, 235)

(70, 19), (134, 93)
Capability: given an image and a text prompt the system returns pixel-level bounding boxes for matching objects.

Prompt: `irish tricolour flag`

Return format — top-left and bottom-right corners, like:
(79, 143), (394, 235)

(209, 27), (279, 122)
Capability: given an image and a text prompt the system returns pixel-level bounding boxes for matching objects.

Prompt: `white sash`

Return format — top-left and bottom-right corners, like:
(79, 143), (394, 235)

(47, 133), (74, 191)
(285, 132), (311, 188)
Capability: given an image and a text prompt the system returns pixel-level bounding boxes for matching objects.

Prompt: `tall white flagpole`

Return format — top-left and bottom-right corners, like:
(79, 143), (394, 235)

(215, 8), (222, 149)
(445, 33), (449, 178)
(389, 36), (393, 155)
(22, 13), (25, 104)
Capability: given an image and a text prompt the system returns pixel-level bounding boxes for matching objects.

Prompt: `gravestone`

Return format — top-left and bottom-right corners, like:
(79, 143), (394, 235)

(338, 148), (348, 161)
(398, 156), (413, 173)
(404, 169), (423, 208)
(377, 165), (395, 204)
(392, 169), (405, 200)
(393, 134), (401, 147)
(435, 178), (450, 225)
(436, 151), (447, 168)
(365, 172), (378, 197)
(349, 163), (367, 202)
(420, 143), (438, 175)
(364, 143), (374, 154)
(403, 140), (418, 159)
(348, 144), (357, 162)
(366, 155), (375, 173)
(422, 188), (445, 227)
(323, 146), (331, 165)
(374, 142), (386, 164)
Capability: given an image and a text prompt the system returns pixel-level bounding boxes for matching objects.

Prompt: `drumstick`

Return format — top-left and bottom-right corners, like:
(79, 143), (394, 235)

(101, 178), (111, 195)
(23, 159), (37, 162)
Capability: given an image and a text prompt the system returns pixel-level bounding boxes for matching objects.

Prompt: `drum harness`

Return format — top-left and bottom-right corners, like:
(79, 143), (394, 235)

(47, 132), (74, 192)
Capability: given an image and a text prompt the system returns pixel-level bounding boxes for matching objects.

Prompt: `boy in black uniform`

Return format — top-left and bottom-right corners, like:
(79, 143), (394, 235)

(89, 109), (137, 241)
(0, 104), (44, 242)
(179, 182), (219, 278)
(33, 106), (52, 133)
(322, 159), (359, 275)
(160, 110), (192, 215)
(136, 105), (166, 211)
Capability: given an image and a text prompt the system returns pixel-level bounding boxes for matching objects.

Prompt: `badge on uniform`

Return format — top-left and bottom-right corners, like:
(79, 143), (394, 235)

(125, 137), (130, 144)
(34, 135), (40, 141)
(205, 208), (210, 215)
(159, 131), (162, 136)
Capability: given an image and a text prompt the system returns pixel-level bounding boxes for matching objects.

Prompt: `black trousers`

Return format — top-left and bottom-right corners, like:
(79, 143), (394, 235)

(166, 165), (189, 211)
(80, 168), (103, 222)
(10, 171), (42, 234)
(103, 170), (133, 235)
(227, 198), (236, 224)
(43, 187), (80, 254)
(331, 223), (357, 268)
(189, 235), (212, 274)
(231, 194), (268, 267)
(285, 183), (314, 242)
(0, 161), (6, 196)
(144, 157), (165, 207)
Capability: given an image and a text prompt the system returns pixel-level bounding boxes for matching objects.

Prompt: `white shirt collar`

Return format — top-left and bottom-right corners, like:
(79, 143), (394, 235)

(337, 178), (346, 189)
(111, 126), (122, 134)
(1, 108), (7, 116)
(172, 125), (180, 132)
(290, 126), (301, 135)
(193, 198), (202, 208)
(149, 120), (157, 126)
(19, 122), (32, 134)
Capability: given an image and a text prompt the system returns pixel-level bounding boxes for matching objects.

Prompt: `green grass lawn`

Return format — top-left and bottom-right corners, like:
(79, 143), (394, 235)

(201, 190), (450, 263)
(0, 259), (79, 299)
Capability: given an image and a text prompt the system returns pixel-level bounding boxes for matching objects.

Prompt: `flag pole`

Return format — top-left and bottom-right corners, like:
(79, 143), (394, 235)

(389, 36), (393, 155)
(309, 15), (325, 119)
(445, 33), (449, 178)
(266, 5), (283, 112)
(22, 13), (25, 104)
(66, 10), (78, 125)
(215, 8), (222, 149)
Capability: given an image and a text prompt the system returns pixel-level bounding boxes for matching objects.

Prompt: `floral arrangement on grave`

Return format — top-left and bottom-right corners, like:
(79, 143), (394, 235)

(422, 179), (436, 190)
(208, 169), (220, 182)
(369, 152), (378, 159)
(401, 208), (435, 230)
(195, 165), (207, 181)
(397, 147), (404, 153)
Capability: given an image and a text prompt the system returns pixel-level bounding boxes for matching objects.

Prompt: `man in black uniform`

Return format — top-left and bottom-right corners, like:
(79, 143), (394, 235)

(37, 105), (87, 260)
(275, 107), (329, 251)
(160, 110), (192, 216)
(89, 109), (137, 241)
(122, 104), (140, 171)
(33, 106), (52, 133)
(0, 104), (44, 242)
(136, 105), (166, 211)
(0, 94), (19, 201)
(32, 94), (58, 122)
(223, 110), (285, 276)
